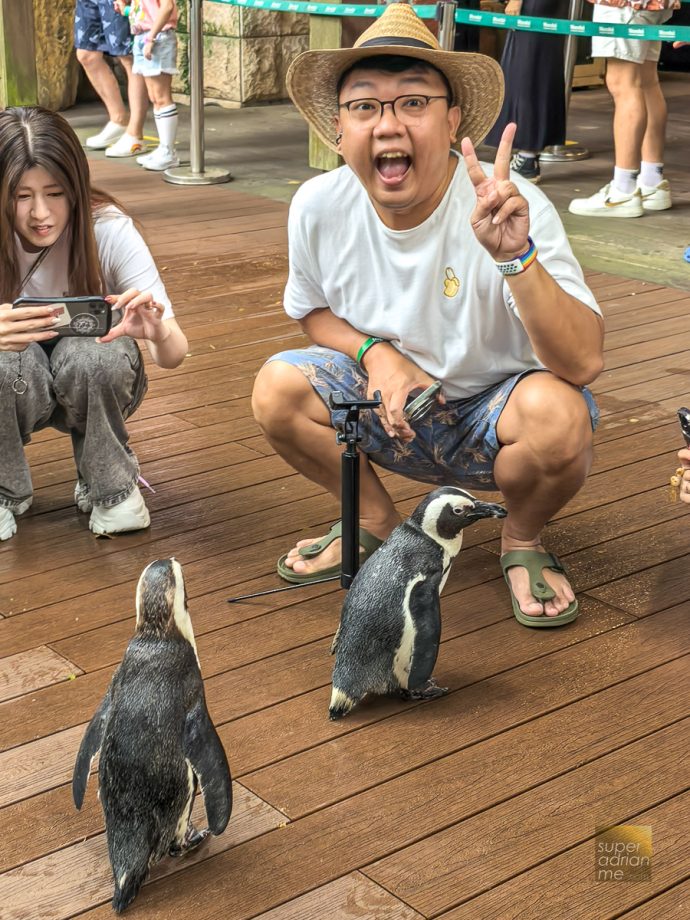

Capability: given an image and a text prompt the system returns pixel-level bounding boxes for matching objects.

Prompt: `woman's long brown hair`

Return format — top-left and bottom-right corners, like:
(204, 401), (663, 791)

(0, 106), (125, 301)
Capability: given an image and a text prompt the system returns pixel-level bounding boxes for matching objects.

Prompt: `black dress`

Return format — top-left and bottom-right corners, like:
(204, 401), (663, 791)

(485, 0), (569, 151)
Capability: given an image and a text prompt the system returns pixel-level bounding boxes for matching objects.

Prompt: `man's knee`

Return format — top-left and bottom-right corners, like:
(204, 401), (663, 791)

(502, 375), (593, 469)
(76, 48), (102, 69)
(252, 360), (314, 433)
(606, 59), (643, 95)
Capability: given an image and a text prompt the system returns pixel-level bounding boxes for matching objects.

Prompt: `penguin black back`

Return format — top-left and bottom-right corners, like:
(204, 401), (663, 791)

(72, 559), (232, 913)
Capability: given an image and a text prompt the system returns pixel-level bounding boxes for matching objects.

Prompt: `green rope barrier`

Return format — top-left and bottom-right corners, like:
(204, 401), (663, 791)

(208, 0), (690, 42)
(455, 8), (690, 41)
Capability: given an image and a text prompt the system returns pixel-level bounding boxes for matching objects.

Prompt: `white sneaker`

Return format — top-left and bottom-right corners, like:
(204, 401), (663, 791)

(105, 134), (144, 158)
(142, 147), (180, 171)
(89, 486), (150, 535)
(74, 481), (92, 514)
(85, 121), (126, 150)
(568, 183), (644, 218)
(637, 179), (672, 211)
(0, 507), (17, 541)
(136, 151), (154, 166)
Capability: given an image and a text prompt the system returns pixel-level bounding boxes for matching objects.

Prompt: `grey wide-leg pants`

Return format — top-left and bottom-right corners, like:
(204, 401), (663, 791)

(0, 336), (147, 512)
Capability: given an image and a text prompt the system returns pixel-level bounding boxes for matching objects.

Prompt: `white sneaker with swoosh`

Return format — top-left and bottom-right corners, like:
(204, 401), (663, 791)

(568, 183), (643, 218)
(637, 179), (672, 211)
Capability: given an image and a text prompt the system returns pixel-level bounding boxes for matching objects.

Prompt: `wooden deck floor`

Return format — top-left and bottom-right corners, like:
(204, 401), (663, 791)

(1, 161), (689, 920)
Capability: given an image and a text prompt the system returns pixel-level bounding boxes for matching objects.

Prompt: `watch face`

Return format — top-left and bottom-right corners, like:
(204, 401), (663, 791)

(70, 313), (99, 335)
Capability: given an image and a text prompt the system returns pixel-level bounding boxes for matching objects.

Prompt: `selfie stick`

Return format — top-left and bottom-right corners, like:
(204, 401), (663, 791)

(330, 391), (383, 588)
(227, 391), (382, 602)
(164, 0), (232, 186)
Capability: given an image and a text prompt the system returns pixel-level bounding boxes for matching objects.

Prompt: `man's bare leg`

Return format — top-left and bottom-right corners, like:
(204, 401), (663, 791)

(640, 60), (667, 164)
(117, 55), (148, 139)
(494, 372), (594, 618)
(76, 49), (128, 125)
(605, 58), (646, 171)
(252, 361), (401, 576)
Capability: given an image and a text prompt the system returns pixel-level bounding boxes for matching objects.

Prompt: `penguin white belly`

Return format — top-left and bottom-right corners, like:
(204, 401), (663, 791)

(393, 574), (425, 689)
(173, 760), (196, 845)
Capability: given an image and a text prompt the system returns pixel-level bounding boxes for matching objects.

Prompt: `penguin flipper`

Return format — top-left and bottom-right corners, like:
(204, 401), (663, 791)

(72, 688), (112, 809)
(184, 704), (233, 835)
(330, 623), (341, 655)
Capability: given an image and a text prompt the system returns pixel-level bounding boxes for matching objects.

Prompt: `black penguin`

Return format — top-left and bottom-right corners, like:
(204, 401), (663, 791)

(72, 558), (232, 913)
(329, 487), (507, 720)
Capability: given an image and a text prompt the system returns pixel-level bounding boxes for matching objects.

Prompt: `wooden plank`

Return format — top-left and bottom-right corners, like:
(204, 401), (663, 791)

(436, 792), (690, 920)
(3, 653), (687, 884)
(56, 655), (690, 920)
(0, 647), (81, 703)
(363, 719), (690, 915)
(0, 783), (285, 920)
(240, 605), (686, 816)
(619, 879), (690, 918)
(252, 872), (424, 920)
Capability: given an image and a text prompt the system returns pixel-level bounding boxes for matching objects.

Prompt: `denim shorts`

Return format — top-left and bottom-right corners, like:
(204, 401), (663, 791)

(132, 30), (178, 77)
(269, 346), (599, 492)
(74, 0), (133, 56)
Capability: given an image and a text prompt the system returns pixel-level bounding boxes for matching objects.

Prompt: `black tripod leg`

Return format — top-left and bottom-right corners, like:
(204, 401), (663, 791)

(341, 441), (360, 589)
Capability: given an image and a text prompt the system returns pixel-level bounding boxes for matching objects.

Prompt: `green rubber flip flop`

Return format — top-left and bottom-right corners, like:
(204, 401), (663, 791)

(500, 549), (579, 628)
(276, 520), (383, 584)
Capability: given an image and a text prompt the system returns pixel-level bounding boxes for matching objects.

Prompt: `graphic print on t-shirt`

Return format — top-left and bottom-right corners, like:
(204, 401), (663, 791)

(443, 266), (460, 298)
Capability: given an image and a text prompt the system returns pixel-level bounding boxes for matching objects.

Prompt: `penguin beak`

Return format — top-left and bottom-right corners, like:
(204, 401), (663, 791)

(468, 501), (507, 521)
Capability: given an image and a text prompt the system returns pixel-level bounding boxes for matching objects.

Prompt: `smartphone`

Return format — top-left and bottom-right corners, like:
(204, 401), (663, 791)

(13, 296), (112, 337)
(678, 407), (690, 447)
(404, 380), (443, 424)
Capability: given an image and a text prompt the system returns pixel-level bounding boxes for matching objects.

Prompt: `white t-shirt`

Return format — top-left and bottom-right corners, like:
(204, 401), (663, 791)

(16, 206), (174, 320)
(284, 153), (601, 399)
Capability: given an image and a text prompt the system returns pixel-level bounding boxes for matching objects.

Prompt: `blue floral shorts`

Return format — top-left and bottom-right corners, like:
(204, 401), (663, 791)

(269, 346), (599, 492)
(74, 0), (133, 56)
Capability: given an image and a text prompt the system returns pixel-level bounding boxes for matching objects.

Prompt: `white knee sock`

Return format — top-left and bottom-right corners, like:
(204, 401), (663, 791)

(612, 167), (638, 195)
(154, 104), (178, 152)
(639, 161), (664, 187)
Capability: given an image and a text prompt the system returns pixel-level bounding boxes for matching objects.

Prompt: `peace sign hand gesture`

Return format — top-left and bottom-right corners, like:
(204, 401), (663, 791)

(461, 123), (531, 262)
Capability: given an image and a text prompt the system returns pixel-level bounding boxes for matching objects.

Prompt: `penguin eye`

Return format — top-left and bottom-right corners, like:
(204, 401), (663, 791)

(452, 506), (465, 515)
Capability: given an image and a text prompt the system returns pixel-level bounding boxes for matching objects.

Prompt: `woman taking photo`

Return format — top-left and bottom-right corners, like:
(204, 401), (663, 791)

(0, 106), (187, 541)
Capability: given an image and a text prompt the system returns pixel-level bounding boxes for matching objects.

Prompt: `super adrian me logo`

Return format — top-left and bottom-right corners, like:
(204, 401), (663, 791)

(595, 825), (652, 882)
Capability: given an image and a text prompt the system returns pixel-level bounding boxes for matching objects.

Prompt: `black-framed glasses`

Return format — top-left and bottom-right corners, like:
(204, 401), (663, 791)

(338, 94), (451, 127)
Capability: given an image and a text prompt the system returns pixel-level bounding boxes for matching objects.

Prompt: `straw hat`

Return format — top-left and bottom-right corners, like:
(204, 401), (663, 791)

(286, 3), (504, 153)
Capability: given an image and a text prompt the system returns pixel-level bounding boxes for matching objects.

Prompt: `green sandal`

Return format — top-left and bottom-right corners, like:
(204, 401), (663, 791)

(500, 550), (579, 628)
(276, 520), (383, 584)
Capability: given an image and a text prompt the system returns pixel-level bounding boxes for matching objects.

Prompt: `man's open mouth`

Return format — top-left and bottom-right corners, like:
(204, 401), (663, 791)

(375, 152), (411, 185)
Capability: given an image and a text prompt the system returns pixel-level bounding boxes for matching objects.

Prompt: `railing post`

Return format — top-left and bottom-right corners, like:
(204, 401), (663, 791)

(437, 1), (458, 51)
(540, 0), (590, 162)
(165, 0), (233, 185)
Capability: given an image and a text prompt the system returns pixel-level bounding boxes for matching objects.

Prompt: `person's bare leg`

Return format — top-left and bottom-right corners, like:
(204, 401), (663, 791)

(75, 49), (127, 125)
(605, 58), (646, 170)
(252, 361), (401, 575)
(640, 60), (667, 163)
(117, 55), (148, 139)
(494, 373), (594, 618)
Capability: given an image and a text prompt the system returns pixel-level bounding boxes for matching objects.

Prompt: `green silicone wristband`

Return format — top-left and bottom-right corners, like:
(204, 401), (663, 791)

(356, 336), (386, 365)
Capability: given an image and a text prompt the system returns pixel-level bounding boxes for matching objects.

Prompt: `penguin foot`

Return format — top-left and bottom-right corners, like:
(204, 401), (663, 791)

(168, 826), (210, 857)
(401, 678), (449, 701)
(329, 687), (358, 721)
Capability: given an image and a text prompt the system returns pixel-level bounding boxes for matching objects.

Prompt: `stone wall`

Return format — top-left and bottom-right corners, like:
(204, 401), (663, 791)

(174, 2), (309, 106)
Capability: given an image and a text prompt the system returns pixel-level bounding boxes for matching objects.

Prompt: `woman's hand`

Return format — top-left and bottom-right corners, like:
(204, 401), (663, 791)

(461, 122), (531, 262)
(0, 302), (60, 352)
(98, 289), (170, 346)
(362, 343), (444, 443)
(144, 37), (155, 60)
(505, 0), (522, 15)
